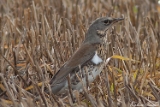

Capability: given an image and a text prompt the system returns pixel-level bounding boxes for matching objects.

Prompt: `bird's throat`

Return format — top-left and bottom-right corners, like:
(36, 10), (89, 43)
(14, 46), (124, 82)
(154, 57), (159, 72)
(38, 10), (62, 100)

(97, 30), (106, 37)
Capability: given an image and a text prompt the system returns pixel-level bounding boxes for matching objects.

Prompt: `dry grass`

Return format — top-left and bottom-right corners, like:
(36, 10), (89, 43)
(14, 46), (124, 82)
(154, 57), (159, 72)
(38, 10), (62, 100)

(0, 0), (160, 107)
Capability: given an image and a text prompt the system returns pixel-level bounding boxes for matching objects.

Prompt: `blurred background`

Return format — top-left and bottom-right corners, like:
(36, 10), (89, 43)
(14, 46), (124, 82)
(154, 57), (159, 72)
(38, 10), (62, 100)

(0, 0), (160, 107)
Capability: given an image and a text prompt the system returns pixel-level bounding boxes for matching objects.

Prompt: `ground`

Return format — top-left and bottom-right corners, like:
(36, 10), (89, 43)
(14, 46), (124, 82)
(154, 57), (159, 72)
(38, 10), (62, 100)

(0, 0), (160, 107)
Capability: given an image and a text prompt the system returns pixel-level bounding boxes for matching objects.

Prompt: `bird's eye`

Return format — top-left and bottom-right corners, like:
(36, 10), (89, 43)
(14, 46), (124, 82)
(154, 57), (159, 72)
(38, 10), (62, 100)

(103, 20), (111, 25)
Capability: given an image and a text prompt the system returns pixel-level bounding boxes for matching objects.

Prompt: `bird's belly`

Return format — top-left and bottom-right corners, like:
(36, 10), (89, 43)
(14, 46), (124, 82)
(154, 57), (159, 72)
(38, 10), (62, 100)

(72, 68), (98, 91)
(71, 64), (103, 91)
(55, 64), (104, 96)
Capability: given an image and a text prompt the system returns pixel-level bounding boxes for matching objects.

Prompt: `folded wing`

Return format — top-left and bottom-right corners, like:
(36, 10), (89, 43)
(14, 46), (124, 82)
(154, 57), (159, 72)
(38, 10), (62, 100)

(50, 43), (97, 86)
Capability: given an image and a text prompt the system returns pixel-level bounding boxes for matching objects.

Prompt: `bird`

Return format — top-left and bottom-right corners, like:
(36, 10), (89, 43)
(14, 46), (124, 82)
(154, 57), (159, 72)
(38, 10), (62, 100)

(48, 17), (124, 95)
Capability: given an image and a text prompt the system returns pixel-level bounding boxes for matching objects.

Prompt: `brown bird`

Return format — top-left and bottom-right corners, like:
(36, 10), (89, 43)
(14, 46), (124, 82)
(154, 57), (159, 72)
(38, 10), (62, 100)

(48, 17), (124, 95)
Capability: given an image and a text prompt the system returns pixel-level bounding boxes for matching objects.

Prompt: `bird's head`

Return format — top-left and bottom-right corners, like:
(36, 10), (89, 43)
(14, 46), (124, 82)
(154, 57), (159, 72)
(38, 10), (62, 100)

(84, 17), (124, 44)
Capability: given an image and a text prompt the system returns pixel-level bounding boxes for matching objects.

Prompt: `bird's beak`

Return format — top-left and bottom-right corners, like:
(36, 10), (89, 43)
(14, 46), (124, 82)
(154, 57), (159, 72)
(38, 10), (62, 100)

(103, 17), (124, 34)
(98, 17), (124, 37)
(112, 18), (124, 24)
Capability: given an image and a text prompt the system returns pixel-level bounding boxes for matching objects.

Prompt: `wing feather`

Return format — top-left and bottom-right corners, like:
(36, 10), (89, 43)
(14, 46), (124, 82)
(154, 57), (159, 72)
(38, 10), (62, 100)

(50, 43), (97, 86)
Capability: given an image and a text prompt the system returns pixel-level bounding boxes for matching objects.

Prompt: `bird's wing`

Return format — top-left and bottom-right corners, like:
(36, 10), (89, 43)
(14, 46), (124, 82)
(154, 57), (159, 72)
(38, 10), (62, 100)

(50, 43), (97, 86)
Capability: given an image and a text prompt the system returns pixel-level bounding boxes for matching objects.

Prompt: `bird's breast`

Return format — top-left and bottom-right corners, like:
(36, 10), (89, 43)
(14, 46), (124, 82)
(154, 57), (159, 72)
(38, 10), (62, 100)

(91, 51), (103, 65)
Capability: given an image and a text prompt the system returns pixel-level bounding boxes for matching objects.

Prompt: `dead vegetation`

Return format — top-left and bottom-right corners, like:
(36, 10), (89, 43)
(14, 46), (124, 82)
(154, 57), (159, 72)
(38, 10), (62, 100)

(0, 0), (160, 107)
